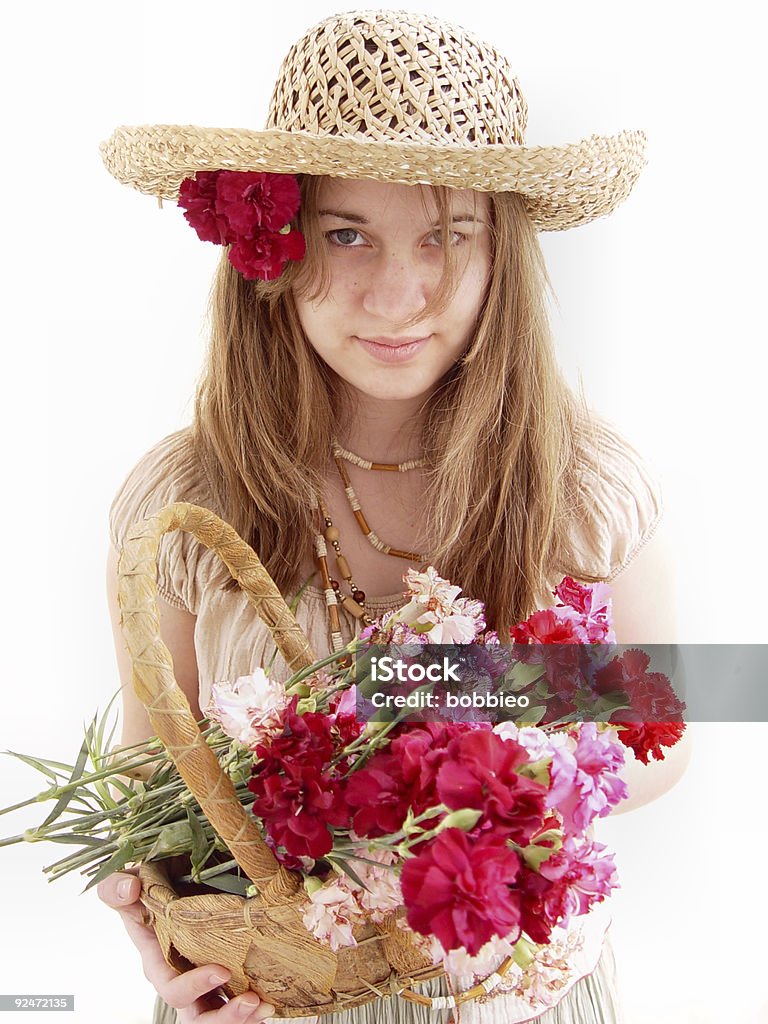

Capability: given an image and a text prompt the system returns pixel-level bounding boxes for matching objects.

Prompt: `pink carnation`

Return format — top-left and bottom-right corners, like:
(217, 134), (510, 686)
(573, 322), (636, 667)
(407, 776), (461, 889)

(553, 577), (616, 643)
(302, 880), (363, 951)
(547, 725), (628, 833)
(206, 669), (288, 747)
(538, 836), (620, 928)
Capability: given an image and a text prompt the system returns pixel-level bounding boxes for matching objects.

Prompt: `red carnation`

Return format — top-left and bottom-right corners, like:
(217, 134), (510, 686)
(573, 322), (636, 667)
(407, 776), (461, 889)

(177, 170), (305, 281)
(247, 700), (351, 858)
(228, 229), (306, 281)
(345, 723), (477, 838)
(401, 830), (522, 955)
(594, 649), (683, 717)
(343, 755), (416, 837)
(614, 720), (686, 764)
(178, 171), (234, 244)
(436, 729), (548, 844)
(511, 609), (582, 644)
(215, 171), (301, 235)
(390, 722), (473, 801)
(249, 758), (347, 859)
(257, 699), (336, 765)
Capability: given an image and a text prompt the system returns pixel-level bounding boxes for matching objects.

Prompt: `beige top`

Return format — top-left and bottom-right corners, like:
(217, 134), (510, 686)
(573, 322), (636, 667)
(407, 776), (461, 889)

(109, 419), (662, 713)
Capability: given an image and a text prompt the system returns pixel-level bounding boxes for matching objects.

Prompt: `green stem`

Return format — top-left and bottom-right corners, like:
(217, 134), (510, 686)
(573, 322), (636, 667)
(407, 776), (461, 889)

(176, 858), (240, 883)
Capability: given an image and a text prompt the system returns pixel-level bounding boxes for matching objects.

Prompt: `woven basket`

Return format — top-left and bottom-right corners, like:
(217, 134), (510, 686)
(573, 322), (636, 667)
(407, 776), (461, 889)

(117, 501), (445, 1016)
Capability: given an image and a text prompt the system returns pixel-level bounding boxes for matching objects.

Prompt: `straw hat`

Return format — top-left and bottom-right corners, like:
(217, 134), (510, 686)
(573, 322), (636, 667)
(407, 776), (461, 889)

(100, 9), (647, 231)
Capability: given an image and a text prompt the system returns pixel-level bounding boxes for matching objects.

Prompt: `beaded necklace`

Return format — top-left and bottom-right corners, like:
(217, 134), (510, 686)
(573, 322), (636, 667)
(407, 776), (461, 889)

(311, 442), (427, 651)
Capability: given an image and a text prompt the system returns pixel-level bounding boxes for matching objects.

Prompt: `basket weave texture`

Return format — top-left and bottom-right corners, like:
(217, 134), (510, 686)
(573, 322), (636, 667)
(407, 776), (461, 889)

(99, 10), (647, 231)
(118, 502), (444, 1016)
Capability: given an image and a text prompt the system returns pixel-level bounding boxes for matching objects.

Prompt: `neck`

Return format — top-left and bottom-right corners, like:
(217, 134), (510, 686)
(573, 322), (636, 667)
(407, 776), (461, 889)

(336, 393), (426, 464)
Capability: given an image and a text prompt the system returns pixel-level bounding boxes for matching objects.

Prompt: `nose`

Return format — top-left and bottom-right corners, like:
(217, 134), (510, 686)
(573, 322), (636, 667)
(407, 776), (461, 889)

(361, 250), (430, 324)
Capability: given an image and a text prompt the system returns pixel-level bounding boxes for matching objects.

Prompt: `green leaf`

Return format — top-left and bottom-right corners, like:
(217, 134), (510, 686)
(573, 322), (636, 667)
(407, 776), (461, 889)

(516, 705), (546, 727)
(502, 661), (544, 691)
(80, 844), (137, 891)
(201, 873), (252, 896)
(91, 689), (122, 764)
(516, 757), (551, 788)
(26, 831), (109, 847)
(3, 750), (61, 782)
(186, 808), (211, 877)
(105, 777), (136, 802)
(146, 821), (193, 860)
(39, 728), (93, 828)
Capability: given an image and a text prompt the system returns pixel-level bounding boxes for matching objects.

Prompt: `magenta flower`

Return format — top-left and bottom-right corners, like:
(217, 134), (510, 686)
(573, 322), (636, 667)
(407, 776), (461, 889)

(547, 724), (628, 833)
(538, 836), (620, 927)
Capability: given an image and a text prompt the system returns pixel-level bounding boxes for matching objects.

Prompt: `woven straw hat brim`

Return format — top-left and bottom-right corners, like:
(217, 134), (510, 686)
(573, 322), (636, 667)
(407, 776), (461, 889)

(99, 125), (647, 232)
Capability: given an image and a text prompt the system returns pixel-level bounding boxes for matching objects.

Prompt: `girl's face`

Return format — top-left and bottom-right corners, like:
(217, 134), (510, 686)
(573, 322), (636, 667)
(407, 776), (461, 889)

(293, 179), (491, 403)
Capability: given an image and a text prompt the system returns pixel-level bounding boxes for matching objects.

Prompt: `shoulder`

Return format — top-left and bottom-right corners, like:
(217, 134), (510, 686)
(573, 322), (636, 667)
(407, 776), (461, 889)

(108, 429), (214, 550)
(108, 429), (218, 613)
(569, 415), (664, 581)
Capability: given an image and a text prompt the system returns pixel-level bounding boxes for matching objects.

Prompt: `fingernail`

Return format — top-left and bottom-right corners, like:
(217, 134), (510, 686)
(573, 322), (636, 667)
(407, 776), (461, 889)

(117, 878), (134, 900)
(238, 998), (263, 1016)
(208, 969), (230, 985)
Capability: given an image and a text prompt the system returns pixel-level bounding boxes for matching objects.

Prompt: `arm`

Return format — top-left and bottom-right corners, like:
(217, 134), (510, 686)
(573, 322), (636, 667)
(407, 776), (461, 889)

(606, 521), (692, 814)
(105, 545), (202, 784)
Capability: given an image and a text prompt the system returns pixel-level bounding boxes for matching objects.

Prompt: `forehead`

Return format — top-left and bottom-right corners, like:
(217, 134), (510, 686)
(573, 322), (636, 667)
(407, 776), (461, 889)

(315, 178), (489, 220)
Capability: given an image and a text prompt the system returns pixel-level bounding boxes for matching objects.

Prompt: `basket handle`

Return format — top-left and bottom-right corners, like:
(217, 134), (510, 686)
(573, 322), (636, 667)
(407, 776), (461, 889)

(116, 501), (317, 893)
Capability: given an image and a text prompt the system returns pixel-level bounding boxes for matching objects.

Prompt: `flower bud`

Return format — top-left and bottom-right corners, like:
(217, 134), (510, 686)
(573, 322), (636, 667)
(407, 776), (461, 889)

(437, 808), (482, 832)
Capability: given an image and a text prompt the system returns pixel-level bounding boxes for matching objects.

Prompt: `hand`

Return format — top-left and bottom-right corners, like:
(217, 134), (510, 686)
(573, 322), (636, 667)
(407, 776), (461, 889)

(97, 871), (275, 1022)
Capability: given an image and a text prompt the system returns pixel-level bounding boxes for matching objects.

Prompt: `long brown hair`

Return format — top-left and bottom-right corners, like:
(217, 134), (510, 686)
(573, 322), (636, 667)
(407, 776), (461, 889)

(192, 177), (597, 635)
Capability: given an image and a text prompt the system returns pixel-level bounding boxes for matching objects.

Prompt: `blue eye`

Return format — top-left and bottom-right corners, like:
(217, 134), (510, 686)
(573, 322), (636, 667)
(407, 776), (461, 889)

(426, 230), (465, 247)
(327, 228), (365, 247)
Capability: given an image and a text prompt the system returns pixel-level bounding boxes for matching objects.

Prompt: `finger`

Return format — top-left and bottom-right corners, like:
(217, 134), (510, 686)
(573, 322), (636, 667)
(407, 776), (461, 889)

(96, 869), (140, 906)
(194, 991), (276, 1022)
(96, 871), (147, 926)
(156, 964), (237, 1012)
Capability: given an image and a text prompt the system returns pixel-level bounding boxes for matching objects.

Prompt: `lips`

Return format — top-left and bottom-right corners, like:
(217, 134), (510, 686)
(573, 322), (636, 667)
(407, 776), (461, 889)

(361, 336), (430, 348)
(354, 335), (432, 364)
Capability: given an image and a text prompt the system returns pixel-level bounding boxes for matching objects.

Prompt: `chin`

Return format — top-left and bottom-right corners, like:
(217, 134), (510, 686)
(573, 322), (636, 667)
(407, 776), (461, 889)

(351, 376), (436, 403)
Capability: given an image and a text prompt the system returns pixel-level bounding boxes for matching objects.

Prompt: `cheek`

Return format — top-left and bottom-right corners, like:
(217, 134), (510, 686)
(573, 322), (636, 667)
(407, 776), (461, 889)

(454, 267), (488, 322)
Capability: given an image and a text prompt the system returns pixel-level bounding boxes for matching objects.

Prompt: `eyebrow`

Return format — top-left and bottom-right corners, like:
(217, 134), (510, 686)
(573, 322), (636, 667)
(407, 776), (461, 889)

(318, 208), (484, 225)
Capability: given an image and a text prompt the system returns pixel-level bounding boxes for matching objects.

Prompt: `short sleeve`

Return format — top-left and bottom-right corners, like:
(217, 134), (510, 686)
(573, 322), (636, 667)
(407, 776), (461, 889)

(108, 430), (218, 614)
(569, 417), (664, 581)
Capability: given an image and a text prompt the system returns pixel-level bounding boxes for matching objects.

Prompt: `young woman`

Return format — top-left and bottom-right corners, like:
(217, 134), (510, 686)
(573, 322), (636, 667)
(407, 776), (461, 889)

(97, 9), (688, 1023)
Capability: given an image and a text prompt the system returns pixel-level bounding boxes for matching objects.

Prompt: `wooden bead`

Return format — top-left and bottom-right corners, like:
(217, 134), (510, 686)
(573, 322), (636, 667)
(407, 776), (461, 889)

(324, 525), (341, 543)
(341, 596), (367, 619)
(336, 554), (352, 580)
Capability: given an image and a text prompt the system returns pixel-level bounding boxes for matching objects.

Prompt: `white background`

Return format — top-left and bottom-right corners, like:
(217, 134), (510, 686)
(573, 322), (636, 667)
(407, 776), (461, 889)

(1, 2), (766, 1022)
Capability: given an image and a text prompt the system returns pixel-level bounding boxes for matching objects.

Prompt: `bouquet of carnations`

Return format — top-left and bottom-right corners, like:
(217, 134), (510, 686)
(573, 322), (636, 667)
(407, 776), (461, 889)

(0, 506), (685, 1016)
